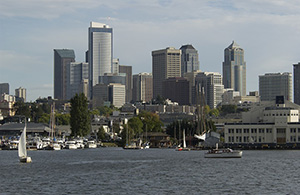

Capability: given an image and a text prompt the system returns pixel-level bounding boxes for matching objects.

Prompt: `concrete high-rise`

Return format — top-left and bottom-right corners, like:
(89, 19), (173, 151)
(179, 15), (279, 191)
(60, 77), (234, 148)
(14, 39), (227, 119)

(108, 83), (125, 108)
(152, 47), (181, 99)
(15, 87), (26, 102)
(195, 72), (224, 108)
(88, 22), (113, 98)
(259, 72), (292, 101)
(222, 41), (246, 96)
(132, 73), (153, 103)
(54, 49), (75, 100)
(119, 65), (132, 103)
(293, 62), (300, 104)
(180, 44), (199, 77)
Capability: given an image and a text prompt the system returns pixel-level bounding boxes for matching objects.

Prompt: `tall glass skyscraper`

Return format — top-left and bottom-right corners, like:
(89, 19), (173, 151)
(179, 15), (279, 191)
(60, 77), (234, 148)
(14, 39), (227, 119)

(180, 44), (199, 77)
(88, 22), (113, 98)
(222, 41), (246, 96)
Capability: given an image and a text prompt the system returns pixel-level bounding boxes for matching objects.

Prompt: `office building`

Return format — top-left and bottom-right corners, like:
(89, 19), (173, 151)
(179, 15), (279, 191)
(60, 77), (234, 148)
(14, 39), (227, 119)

(293, 62), (300, 104)
(119, 65), (132, 103)
(54, 49), (75, 100)
(195, 72), (224, 108)
(99, 73), (126, 85)
(259, 73), (292, 101)
(112, 58), (119, 74)
(88, 22), (113, 98)
(108, 83), (125, 108)
(180, 44), (199, 77)
(162, 77), (189, 105)
(0, 83), (9, 96)
(222, 41), (246, 96)
(92, 83), (109, 108)
(15, 87), (26, 102)
(184, 70), (202, 105)
(152, 47), (181, 99)
(132, 73), (153, 103)
(66, 62), (89, 100)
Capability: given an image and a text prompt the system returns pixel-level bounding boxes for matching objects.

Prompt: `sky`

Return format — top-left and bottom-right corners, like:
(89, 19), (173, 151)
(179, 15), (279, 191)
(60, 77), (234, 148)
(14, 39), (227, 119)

(1, 0), (300, 102)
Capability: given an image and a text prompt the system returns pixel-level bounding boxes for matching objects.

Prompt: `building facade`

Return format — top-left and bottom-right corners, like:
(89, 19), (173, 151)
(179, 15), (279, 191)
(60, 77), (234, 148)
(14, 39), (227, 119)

(259, 72), (292, 101)
(88, 22), (113, 99)
(180, 44), (199, 77)
(54, 49), (75, 100)
(66, 62), (89, 100)
(224, 99), (300, 148)
(0, 83), (9, 96)
(222, 41), (246, 96)
(15, 87), (26, 102)
(195, 72), (224, 108)
(162, 77), (189, 105)
(132, 73), (153, 103)
(108, 83), (125, 108)
(152, 47), (181, 99)
(92, 83), (109, 108)
(112, 58), (119, 74)
(119, 65), (132, 103)
(293, 62), (300, 105)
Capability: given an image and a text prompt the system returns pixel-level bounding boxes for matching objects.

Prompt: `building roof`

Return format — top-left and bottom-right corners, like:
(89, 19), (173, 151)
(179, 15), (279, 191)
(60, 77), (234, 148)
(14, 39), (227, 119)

(54, 49), (75, 59)
(227, 40), (240, 49)
(0, 122), (51, 133)
(180, 44), (195, 50)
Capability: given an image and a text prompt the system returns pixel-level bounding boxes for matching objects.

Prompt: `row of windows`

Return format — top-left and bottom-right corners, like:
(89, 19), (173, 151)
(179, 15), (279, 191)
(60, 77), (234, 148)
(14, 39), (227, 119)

(228, 136), (264, 143)
(228, 128), (273, 134)
(264, 113), (298, 116)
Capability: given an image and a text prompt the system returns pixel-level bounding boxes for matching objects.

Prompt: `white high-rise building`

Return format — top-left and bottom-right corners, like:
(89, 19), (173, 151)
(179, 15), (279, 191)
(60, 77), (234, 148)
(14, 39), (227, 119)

(15, 87), (26, 102)
(108, 83), (125, 108)
(88, 22), (113, 98)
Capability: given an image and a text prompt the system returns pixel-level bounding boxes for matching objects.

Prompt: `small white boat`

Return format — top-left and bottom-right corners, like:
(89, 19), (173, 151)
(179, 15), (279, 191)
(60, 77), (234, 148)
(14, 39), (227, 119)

(175, 129), (190, 151)
(86, 140), (97, 149)
(18, 125), (32, 163)
(204, 144), (242, 158)
(65, 141), (77, 150)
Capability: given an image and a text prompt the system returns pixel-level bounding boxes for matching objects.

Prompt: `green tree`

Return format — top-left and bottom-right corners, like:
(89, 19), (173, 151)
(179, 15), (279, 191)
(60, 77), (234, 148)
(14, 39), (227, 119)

(128, 117), (143, 135)
(56, 113), (70, 125)
(138, 111), (163, 132)
(14, 102), (31, 119)
(70, 93), (91, 137)
(97, 126), (106, 140)
(209, 108), (219, 117)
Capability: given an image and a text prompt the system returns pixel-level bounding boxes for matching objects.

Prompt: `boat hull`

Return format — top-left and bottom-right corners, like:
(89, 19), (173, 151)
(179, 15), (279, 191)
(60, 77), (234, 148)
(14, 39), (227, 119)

(20, 156), (32, 163)
(204, 151), (242, 158)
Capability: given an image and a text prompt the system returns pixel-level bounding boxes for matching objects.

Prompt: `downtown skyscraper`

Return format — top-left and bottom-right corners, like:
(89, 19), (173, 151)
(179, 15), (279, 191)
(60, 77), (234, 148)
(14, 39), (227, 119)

(88, 22), (113, 99)
(222, 41), (246, 96)
(180, 44), (199, 77)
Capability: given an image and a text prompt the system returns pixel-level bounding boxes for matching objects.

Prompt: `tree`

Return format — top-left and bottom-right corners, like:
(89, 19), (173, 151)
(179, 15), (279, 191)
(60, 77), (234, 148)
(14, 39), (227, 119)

(97, 126), (106, 140)
(128, 117), (143, 135)
(70, 93), (91, 137)
(138, 111), (163, 132)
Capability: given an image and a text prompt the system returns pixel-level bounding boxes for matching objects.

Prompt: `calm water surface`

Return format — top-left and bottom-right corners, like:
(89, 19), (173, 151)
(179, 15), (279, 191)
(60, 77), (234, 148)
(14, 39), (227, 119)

(0, 148), (299, 195)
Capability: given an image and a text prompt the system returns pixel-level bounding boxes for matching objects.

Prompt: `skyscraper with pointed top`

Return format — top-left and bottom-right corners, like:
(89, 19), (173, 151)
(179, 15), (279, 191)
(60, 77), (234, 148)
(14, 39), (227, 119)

(222, 41), (246, 96)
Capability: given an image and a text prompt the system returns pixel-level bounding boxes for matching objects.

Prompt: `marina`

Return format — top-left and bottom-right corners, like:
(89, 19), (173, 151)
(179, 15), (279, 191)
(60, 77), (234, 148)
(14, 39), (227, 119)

(1, 148), (300, 194)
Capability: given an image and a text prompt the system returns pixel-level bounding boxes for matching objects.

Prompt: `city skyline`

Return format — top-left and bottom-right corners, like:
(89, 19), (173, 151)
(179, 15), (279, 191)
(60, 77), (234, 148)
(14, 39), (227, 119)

(1, 1), (300, 101)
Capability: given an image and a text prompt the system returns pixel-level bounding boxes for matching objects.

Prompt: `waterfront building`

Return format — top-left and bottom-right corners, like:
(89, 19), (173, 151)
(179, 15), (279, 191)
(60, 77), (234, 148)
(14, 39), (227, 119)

(88, 22), (113, 98)
(152, 47), (181, 99)
(119, 65), (132, 103)
(162, 77), (189, 105)
(66, 62), (89, 100)
(15, 87), (26, 102)
(222, 41), (246, 96)
(54, 49), (75, 100)
(112, 58), (119, 74)
(0, 83), (9, 96)
(293, 62), (300, 105)
(195, 72), (224, 108)
(180, 44), (200, 77)
(224, 97), (300, 148)
(108, 83), (125, 108)
(132, 73), (153, 103)
(259, 72), (292, 101)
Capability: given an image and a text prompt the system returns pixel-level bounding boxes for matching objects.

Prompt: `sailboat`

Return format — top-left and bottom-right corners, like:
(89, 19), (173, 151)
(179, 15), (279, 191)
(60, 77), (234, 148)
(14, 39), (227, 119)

(18, 125), (32, 163)
(176, 129), (190, 151)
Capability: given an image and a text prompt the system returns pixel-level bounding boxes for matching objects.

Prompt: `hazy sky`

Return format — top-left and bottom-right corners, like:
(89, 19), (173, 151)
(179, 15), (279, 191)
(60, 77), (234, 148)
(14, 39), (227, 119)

(1, 0), (300, 101)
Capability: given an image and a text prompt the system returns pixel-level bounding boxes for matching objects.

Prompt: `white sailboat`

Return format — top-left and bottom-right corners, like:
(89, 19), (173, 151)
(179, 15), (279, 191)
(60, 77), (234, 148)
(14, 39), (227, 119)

(18, 125), (32, 163)
(176, 129), (190, 151)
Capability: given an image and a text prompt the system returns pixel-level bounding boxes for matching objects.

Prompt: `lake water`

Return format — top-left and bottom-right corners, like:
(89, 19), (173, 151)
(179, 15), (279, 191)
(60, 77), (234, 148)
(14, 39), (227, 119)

(0, 148), (299, 194)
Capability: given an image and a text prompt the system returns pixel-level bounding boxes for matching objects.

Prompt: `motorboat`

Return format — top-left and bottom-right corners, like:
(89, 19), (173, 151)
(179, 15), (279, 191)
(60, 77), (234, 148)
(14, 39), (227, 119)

(204, 144), (242, 158)
(65, 141), (77, 149)
(86, 140), (97, 149)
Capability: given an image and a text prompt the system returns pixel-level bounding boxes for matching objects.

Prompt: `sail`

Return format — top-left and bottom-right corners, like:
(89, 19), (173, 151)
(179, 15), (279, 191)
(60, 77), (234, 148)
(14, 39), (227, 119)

(183, 129), (186, 148)
(194, 133), (206, 141)
(18, 126), (27, 158)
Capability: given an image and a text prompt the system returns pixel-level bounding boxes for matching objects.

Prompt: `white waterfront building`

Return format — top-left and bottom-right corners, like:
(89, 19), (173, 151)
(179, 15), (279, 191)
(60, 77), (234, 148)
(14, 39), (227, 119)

(224, 97), (300, 148)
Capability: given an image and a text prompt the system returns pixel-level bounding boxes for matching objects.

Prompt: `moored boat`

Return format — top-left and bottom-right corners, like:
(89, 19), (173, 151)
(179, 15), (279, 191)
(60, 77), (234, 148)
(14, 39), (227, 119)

(204, 144), (242, 158)
(18, 124), (32, 163)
